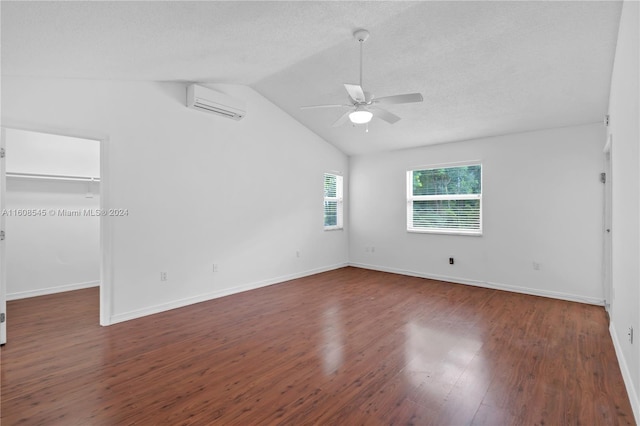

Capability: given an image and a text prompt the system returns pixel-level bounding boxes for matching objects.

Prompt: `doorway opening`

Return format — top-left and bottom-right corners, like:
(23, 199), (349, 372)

(0, 127), (110, 344)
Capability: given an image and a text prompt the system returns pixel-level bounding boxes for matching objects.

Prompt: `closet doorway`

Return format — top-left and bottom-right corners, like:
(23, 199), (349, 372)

(0, 127), (110, 344)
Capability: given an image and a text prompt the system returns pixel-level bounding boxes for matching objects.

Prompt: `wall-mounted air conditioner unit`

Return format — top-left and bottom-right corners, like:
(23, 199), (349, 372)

(187, 84), (246, 120)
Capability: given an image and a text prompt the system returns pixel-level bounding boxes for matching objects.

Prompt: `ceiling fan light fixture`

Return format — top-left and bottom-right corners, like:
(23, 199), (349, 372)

(300, 28), (422, 130)
(349, 106), (373, 124)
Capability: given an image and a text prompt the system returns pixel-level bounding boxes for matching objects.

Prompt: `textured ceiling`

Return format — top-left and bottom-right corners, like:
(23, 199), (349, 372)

(1, 1), (623, 155)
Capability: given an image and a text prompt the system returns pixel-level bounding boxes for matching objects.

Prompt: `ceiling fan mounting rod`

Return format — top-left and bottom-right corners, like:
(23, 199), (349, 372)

(353, 29), (369, 89)
(359, 40), (363, 88)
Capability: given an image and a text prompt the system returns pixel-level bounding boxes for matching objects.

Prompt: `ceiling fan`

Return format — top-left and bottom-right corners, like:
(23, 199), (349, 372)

(300, 29), (423, 128)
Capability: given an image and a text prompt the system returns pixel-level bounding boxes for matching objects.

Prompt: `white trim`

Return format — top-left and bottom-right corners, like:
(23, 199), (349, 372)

(349, 262), (604, 306)
(603, 133), (612, 154)
(99, 137), (112, 326)
(407, 228), (483, 236)
(7, 280), (99, 300)
(0, 128), (6, 344)
(411, 193), (481, 202)
(109, 263), (348, 324)
(407, 159), (482, 172)
(610, 321), (640, 424)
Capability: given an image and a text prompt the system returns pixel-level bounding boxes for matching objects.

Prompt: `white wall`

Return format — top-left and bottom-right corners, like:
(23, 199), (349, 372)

(6, 180), (100, 299)
(1, 78), (349, 322)
(350, 123), (605, 304)
(4, 129), (100, 299)
(6, 129), (100, 177)
(607, 0), (640, 420)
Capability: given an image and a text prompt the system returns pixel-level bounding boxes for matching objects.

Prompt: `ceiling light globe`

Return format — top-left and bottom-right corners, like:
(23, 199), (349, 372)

(349, 109), (373, 124)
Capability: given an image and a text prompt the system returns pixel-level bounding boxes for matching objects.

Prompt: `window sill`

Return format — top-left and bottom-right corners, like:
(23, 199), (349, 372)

(407, 228), (482, 236)
(324, 226), (344, 232)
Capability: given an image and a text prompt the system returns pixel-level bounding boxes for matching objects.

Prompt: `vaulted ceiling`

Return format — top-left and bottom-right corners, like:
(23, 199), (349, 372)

(1, 1), (622, 155)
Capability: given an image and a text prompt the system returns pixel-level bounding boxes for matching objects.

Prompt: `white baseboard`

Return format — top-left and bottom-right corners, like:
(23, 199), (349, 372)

(109, 260), (603, 323)
(349, 262), (604, 306)
(7, 280), (100, 300)
(109, 263), (348, 325)
(610, 321), (640, 424)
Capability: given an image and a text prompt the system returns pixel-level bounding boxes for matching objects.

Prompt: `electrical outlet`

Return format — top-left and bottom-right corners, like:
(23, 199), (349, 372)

(449, 257), (454, 265)
(296, 251), (300, 258)
(160, 272), (167, 281)
(533, 262), (541, 271)
(629, 327), (634, 344)
(212, 264), (219, 272)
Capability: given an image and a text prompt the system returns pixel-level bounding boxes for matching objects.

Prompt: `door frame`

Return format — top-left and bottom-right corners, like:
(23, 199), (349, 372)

(0, 123), (113, 338)
(1, 128), (7, 344)
(603, 133), (613, 313)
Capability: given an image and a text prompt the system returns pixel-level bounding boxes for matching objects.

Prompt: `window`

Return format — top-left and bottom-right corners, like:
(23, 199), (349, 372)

(324, 173), (343, 230)
(407, 163), (482, 235)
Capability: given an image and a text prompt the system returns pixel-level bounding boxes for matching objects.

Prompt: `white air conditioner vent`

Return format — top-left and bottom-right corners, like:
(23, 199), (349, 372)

(187, 84), (246, 120)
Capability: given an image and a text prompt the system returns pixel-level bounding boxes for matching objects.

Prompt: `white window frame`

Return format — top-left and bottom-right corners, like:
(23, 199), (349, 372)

(324, 173), (343, 230)
(406, 161), (482, 236)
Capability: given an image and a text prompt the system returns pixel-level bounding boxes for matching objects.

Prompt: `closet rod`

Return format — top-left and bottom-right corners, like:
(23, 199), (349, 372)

(6, 172), (100, 182)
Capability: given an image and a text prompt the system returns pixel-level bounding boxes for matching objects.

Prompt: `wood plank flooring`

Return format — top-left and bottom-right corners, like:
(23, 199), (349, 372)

(1, 267), (635, 425)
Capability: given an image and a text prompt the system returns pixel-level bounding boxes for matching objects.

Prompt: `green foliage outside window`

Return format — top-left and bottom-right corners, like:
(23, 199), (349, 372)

(410, 165), (482, 232)
(413, 165), (481, 196)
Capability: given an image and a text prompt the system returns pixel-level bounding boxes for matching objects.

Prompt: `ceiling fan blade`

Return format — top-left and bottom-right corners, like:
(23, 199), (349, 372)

(300, 104), (350, 110)
(344, 84), (366, 103)
(373, 107), (401, 124)
(373, 93), (423, 105)
(332, 110), (352, 127)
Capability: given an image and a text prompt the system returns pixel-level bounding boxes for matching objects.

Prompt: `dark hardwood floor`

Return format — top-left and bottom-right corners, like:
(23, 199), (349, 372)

(1, 267), (635, 425)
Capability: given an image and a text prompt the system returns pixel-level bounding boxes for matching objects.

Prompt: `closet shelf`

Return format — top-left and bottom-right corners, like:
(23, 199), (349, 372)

(6, 172), (100, 182)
